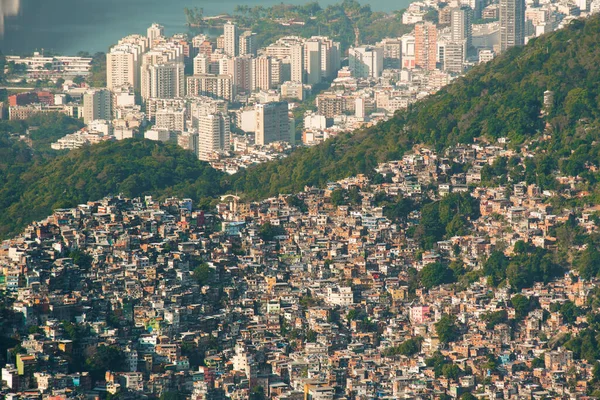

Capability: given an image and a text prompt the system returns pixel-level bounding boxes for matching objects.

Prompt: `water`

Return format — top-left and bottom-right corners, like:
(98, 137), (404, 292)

(0, 0), (410, 55)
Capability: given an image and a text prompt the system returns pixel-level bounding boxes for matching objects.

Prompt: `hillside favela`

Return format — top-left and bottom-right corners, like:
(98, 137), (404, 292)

(2, 0), (600, 399)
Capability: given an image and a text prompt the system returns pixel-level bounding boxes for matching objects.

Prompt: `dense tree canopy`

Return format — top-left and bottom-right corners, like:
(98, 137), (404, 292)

(435, 314), (460, 343)
(0, 138), (226, 239)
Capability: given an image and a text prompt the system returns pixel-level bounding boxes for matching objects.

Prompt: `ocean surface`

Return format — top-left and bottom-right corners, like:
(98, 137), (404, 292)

(0, 0), (410, 55)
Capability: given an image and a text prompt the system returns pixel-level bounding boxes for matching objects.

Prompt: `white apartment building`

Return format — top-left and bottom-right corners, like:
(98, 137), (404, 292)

(196, 113), (230, 161)
(147, 23), (165, 48)
(187, 74), (233, 101)
(224, 22), (239, 57)
(255, 102), (292, 146)
(193, 54), (210, 75)
(155, 107), (186, 132)
(141, 62), (185, 101)
(253, 56), (272, 91)
(326, 287), (354, 306)
(348, 46), (384, 78)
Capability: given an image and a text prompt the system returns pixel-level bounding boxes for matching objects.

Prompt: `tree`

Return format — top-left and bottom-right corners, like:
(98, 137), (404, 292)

(28, 325), (44, 335)
(9, 344), (26, 357)
(531, 357), (545, 369)
(559, 301), (580, 324)
(419, 262), (455, 289)
(435, 314), (460, 343)
(347, 187), (362, 205)
(330, 189), (347, 206)
(399, 337), (421, 355)
(564, 88), (591, 120)
(460, 393), (477, 400)
(69, 249), (93, 270)
(483, 251), (509, 286)
(259, 222), (285, 241)
(160, 392), (185, 400)
(511, 294), (531, 320)
(441, 363), (461, 380)
(482, 310), (508, 329)
(250, 386), (266, 400)
(85, 345), (124, 381)
(346, 309), (359, 323)
(193, 263), (213, 287)
(73, 75), (85, 86)
(576, 245), (600, 280)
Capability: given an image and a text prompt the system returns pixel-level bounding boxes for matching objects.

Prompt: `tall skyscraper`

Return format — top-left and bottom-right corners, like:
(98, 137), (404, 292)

(239, 31), (257, 57)
(451, 7), (473, 51)
(415, 21), (438, 70)
(196, 113), (230, 161)
(83, 89), (112, 124)
(255, 102), (292, 146)
(224, 22), (239, 57)
(500, 0), (525, 52)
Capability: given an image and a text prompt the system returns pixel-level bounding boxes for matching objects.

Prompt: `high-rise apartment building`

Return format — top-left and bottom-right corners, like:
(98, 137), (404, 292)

(155, 107), (186, 132)
(376, 38), (403, 69)
(307, 36), (341, 82)
(270, 58), (284, 86)
(239, 31), (257, 56)
(253, 56), (272, 91)
(224, 22), (239, 57)
(451, 7), (473, 51)
(141, 62), (185, 101)
(107, 35), (148, 91)
(145, 98), (187, 122)
(415, 22), (438, 70)
(348, 46), (384, 78)
(106, 48), (137, 91)
(83, 89), (112, 124)
(187, 74), (234, 101)
(226, 56), (253, 95)
(401, 34), (416, 69)
(196, 113), (230, 161)
(500, 0), (525, 51)
(304, 39), (322, 85)
(193, 54), (210, 75)
(444, 42), (465, 73)
(147, 23), (165, 49)
(255, 102), (292, 145)
(290, 44), (304, 83)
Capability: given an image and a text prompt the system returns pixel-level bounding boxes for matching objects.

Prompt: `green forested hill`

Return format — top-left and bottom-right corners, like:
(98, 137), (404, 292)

(230, 16), (600, 199)
(2, 16), (600, 238)
(0, 139), (226, 239)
